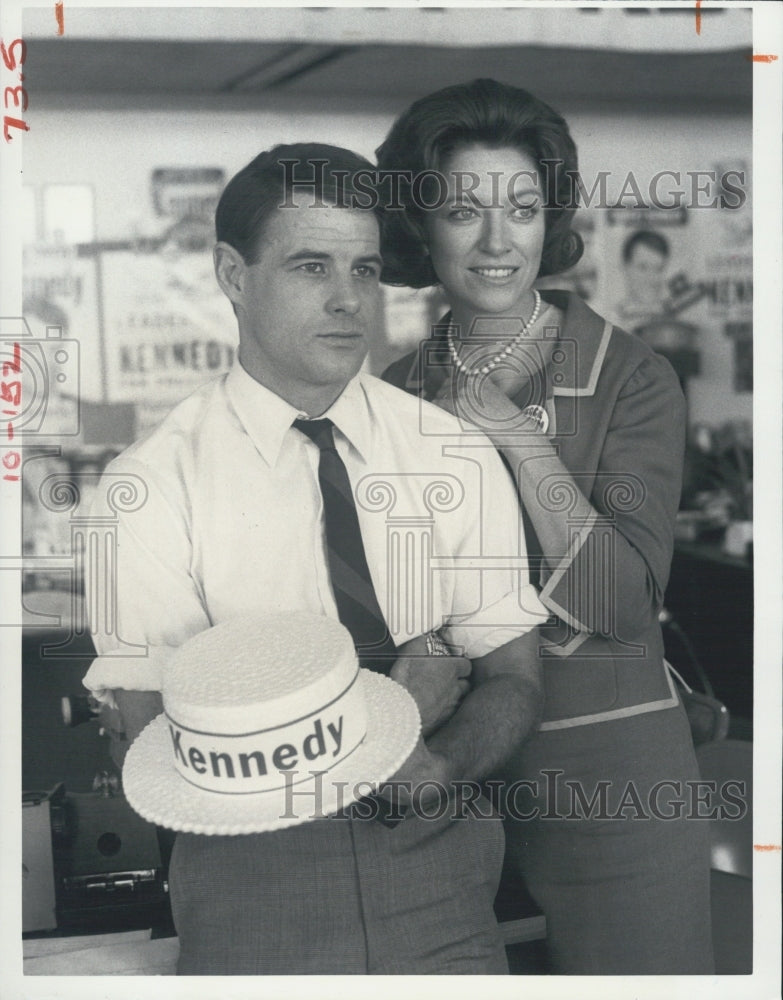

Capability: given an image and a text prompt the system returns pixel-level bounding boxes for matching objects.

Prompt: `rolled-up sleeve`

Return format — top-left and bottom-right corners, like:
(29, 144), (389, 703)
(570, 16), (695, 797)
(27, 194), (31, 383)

(444, 583), (549, 659)
(82, 648), (175, 703)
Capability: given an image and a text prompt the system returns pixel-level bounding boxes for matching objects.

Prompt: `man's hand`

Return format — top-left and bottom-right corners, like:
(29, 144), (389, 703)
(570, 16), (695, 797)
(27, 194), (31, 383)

(390, 634), (471, 737)
(113, 689), (164, 745)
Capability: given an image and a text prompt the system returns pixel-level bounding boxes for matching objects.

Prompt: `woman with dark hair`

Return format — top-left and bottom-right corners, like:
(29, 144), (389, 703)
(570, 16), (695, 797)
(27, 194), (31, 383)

(379, 79), (714, 975)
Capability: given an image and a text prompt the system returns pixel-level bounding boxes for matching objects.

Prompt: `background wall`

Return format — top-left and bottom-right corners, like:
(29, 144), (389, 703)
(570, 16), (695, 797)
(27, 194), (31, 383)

(22, 98), (752, 428)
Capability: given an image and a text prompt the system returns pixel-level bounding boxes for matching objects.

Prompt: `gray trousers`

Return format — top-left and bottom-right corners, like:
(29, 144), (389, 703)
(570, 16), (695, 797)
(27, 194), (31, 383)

(169, 803), (508, 975)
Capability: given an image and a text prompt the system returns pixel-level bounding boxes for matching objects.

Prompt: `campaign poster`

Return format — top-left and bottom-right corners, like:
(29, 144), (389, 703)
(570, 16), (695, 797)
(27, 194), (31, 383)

(99, 168), (237, 434)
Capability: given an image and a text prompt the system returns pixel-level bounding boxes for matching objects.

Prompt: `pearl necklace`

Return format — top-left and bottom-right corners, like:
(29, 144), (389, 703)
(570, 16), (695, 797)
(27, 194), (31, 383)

(447, 289), (542, 376)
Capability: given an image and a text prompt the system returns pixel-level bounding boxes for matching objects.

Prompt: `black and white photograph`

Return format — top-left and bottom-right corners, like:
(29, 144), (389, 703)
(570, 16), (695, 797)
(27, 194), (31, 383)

(1, 2), (780, 997)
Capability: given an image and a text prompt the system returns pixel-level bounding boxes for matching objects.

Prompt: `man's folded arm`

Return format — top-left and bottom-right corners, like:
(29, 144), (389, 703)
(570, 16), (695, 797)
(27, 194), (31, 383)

(388, 628), (543, 794)
(429, 628), (543, 781)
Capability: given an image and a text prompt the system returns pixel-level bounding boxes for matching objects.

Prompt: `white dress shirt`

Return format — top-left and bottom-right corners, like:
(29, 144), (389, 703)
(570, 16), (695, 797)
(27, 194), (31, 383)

(84, 361), (548, 696)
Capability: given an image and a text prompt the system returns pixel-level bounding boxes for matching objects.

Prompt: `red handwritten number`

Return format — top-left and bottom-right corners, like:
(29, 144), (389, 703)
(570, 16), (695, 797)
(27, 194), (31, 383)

(0, 38), (27, 71)
(5, 85), (29, 111)
(3, 449), (21, 481)
(1, 344), (22, 483)
(2, 343), (22, 375)
(2, 40), (29, 141)
(0, 381), (21, 407)
(3, 115), (29, 142)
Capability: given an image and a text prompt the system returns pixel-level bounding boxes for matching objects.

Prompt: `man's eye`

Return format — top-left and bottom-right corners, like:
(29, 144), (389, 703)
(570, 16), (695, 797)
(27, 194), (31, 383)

(353, 264), (379, 278)
(298, 262), (325, 274)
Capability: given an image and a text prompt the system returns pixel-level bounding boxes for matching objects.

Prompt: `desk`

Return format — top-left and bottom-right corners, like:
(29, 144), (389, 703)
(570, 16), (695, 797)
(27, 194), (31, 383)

(24, 930), (178, 975)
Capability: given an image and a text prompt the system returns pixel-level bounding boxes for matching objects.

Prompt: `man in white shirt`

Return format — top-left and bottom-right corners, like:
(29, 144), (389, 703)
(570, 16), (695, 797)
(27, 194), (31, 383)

(84, 144), (548, 974)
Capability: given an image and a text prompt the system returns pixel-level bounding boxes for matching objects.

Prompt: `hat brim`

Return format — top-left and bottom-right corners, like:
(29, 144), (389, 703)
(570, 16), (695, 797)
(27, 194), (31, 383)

(122, 670), (421, 835)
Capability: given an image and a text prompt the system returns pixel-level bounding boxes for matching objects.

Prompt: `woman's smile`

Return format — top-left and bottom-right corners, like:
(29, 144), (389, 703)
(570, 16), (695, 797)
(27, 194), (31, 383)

(470, 265), (519, 279)
(425, 144), (546, 326)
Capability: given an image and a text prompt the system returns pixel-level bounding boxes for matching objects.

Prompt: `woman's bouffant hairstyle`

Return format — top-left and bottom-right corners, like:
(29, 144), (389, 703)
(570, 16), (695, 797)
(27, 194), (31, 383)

(376, 78), (583, 288)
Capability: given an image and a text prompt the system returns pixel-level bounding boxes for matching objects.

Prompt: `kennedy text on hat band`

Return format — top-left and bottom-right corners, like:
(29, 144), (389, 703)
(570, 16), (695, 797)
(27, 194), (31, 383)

(165, 679), (367, 795)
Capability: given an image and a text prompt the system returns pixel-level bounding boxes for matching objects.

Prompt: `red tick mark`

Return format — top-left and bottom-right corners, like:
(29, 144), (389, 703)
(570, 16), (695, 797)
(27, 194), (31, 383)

(55, 2), (64, 36)
(746, 54), (779, 63)
(753, 844), (782, 852)
(695, 0), (702, 36)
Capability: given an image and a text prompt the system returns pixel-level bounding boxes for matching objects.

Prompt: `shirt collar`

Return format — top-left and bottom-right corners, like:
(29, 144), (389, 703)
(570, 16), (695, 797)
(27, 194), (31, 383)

(225, 360), (371, 467)
(320, 375), (371, 463)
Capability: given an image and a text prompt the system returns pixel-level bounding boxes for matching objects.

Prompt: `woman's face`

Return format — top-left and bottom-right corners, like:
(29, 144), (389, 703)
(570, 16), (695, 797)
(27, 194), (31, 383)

(424, 144), (546, 322)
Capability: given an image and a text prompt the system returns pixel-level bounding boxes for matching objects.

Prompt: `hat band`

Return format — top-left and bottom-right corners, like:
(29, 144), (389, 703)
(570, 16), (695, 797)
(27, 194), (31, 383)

(165, 675), (367, 795)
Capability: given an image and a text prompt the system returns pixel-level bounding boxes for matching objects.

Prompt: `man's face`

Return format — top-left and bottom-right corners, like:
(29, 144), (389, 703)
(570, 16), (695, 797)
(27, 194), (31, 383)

(625, 243), (668, 305)
(224, 199), (383, 412)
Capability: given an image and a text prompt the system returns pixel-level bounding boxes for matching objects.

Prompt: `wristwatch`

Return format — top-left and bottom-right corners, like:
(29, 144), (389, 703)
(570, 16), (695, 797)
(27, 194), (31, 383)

(425, 630), (452, 656)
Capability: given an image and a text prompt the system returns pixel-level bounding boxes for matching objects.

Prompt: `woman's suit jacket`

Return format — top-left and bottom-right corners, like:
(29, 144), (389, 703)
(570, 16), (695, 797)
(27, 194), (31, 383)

(382, 290), (687, 730)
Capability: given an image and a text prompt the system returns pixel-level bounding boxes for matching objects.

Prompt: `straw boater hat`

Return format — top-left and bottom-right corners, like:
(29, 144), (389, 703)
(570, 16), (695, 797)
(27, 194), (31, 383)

(123, 613), (421, 835)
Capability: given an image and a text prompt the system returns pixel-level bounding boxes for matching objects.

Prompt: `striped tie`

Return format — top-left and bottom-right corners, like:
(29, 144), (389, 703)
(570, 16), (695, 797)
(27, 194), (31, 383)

(293, 418), (398, 675)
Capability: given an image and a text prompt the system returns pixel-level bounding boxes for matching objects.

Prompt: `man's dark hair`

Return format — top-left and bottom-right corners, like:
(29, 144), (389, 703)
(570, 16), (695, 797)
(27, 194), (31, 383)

(622, 229), (671, 264)
(375, 78), (584, 288)
(215, 143), (380, 264)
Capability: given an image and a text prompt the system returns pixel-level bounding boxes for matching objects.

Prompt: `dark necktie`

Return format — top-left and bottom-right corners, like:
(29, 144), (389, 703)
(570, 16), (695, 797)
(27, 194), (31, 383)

(293, 418), (398, 675)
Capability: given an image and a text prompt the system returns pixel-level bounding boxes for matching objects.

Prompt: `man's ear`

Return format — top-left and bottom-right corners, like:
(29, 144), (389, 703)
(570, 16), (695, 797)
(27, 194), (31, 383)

(214, 242), (248, 306)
